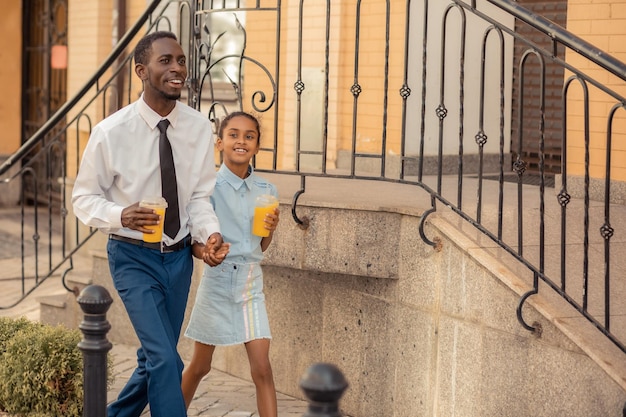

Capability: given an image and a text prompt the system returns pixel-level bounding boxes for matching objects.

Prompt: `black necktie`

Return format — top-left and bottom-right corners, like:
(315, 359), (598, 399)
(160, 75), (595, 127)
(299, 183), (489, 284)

(157, 119), (180, 239)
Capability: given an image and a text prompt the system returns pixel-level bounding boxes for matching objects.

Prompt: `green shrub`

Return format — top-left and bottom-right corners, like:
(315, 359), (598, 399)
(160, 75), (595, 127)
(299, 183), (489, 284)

(0, 316), (39, 352)
(0, 317), (114, 417)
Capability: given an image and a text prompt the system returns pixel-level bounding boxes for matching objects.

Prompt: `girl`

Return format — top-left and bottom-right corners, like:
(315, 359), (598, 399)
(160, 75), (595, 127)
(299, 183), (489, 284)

(182, 111), (279, 417)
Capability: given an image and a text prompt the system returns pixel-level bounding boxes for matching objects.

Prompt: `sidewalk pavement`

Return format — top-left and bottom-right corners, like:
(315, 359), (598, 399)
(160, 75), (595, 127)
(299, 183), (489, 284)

(109, 343), (309, 417)
(1, 275), (309, 417)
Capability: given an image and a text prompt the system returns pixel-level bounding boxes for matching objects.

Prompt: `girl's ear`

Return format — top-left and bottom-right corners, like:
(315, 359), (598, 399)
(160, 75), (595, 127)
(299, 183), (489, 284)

(215, 137), (224, 151)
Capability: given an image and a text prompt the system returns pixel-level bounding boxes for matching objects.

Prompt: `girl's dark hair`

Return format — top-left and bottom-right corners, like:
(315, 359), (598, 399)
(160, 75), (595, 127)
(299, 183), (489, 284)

(218, 111), (261, 143)
(134, 31), (178, 65)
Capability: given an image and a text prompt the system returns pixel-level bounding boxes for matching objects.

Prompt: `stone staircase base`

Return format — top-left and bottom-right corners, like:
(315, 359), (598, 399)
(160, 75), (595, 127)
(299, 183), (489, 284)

(38, 253), (94, 328)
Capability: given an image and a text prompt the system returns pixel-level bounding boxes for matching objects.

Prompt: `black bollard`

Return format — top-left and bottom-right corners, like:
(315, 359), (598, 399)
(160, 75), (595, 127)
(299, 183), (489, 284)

(300, 363), (348, 417)
(77, 285), (113, 417)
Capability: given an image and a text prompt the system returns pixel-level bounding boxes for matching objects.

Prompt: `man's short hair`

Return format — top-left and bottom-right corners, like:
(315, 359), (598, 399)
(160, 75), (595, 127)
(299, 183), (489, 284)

(134, 31), (178, 65)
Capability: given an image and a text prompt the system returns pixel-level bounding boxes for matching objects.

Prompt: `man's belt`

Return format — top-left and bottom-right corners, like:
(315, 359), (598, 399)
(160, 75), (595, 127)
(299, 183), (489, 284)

(109, 234), (192, 253)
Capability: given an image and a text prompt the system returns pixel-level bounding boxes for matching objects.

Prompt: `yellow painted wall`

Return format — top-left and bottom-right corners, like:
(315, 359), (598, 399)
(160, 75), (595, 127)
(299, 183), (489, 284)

(245, 0), (406, 170)
(126, 0), (153, 101)
(66, 0), (114, 176)
(242, 4), (280, 168)
(0, 3), (22, 155)
(334, 2), (405, 157)
(566, 0), (626, 181)
(66, 0), (149, 176)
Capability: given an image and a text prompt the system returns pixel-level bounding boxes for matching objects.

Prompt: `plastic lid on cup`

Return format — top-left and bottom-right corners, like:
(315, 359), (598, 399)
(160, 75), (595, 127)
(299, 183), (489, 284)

(139, 196), (168, 209)
(255, 194), (277, 206)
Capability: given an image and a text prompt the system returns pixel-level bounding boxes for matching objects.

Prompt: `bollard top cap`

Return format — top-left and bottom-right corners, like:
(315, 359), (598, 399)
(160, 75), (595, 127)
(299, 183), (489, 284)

(77, 285), (113, 314)
(299, 362), (348, 402)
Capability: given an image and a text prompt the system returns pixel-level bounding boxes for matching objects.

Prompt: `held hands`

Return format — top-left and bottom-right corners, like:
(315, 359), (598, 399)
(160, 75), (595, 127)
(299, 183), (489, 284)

(190, 207), (279, 264)
(121, 202), (160, 233)
(122, 204), (230, 266)
(202, 233), (230, 266)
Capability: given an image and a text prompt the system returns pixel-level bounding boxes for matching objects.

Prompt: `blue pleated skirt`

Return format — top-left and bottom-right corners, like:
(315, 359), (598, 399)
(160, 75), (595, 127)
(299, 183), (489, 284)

(185, 261), (271, 346)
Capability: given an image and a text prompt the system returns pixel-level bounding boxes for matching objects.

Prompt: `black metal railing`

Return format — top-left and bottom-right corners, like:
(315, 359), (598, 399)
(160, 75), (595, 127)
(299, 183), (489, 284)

(1, 0), (625, 360)
(0, 0), (167, 306)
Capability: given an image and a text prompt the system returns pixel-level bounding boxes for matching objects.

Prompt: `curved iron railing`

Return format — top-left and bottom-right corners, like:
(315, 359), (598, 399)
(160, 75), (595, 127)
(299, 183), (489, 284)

(0, 0), (166, 305)
(187, 0), (626, 355)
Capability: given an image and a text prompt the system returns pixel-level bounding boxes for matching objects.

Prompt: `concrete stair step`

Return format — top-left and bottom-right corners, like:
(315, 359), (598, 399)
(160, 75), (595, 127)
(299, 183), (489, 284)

(37, 252), (94, 328)
(39, 291), (83, 328)
(0, 277), (66, 322)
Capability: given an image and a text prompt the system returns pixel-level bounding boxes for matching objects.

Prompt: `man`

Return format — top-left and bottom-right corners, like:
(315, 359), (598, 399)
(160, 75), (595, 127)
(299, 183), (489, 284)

(72, 31), (226, 417)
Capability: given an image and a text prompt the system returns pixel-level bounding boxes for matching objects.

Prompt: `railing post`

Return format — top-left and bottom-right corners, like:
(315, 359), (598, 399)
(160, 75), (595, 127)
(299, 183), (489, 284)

(77, 284), (113, 417)
(300, 363), (348, 417)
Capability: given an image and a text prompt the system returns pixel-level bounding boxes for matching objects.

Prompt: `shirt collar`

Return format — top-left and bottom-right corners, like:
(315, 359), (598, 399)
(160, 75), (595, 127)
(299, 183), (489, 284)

(137, 94), (180, 129)
(219, 164), (254, 191)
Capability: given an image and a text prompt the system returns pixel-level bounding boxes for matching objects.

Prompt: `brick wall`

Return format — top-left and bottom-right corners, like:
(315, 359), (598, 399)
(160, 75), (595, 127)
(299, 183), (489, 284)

(566, 0), (626, 181)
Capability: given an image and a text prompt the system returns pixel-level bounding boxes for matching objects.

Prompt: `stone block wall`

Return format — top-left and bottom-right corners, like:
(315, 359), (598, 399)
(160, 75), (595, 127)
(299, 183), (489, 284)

(90, 201), (626, 417)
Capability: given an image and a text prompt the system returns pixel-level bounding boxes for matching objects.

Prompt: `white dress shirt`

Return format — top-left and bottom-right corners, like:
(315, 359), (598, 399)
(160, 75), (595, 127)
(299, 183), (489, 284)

(72, 95), (220, 246)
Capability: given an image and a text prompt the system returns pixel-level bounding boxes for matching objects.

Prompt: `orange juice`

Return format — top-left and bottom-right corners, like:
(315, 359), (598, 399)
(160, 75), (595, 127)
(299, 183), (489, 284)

(139, 197), (168, 243)
(252, 195), (278, 237)
(142, 206), (166, 242)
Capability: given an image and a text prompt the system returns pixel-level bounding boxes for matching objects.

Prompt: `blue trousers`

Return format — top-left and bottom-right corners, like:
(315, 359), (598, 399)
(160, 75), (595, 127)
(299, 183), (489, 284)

(106, 239), (193, 417)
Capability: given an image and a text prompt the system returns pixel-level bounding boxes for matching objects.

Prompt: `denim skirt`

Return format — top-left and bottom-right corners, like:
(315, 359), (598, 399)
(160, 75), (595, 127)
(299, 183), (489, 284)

(185, 261), (271, 346)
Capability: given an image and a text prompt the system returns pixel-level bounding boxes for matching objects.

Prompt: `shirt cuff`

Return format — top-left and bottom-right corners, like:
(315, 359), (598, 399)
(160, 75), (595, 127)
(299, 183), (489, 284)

(109, 205), (125, 229)
(194, 226), (221, 245)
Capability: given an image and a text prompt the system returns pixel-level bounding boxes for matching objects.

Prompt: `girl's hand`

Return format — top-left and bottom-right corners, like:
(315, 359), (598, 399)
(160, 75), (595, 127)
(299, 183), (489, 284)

(264, 207), (280, 233)
(260, 207), (279, 252)
(203, 233), (230, 266)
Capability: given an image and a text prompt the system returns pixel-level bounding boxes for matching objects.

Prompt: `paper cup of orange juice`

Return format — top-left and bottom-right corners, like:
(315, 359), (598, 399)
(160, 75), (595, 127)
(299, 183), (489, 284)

(139, 196), (168, 243)
(252, 194), (278, 237)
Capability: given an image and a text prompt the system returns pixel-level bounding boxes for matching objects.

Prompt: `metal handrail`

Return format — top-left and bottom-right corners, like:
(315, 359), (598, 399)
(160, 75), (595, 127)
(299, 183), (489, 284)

(0, 0), (167, 308)
(488, 0), (626, 82)
(0, 0), (162, 178)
